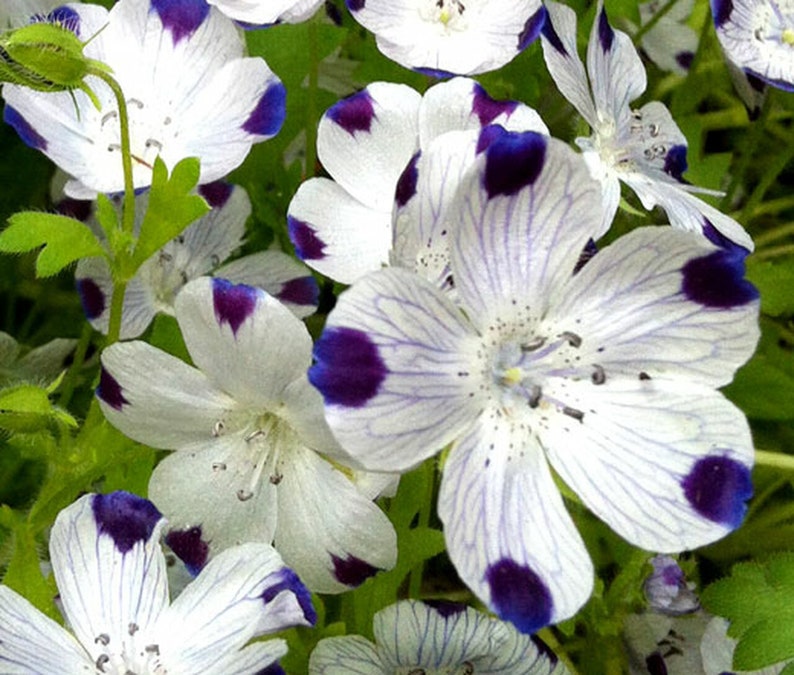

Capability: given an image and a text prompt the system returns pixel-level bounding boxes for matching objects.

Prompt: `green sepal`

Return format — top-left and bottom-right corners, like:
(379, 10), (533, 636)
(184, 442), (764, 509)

(0, 382), (77, 433)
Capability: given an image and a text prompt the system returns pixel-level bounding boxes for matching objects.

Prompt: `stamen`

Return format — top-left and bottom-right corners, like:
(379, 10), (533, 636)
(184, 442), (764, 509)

(96, 655), (110, 672)
(95, 633), (110, 646)
(212, 462), (227, 471)
(145, 644), (160, 655)
(563, 406), (584, 422)
(559, 331), (582, 348)
(591, 364), (606, 385)
(521, 336), (546, 352)
(128, 622), (139, 636)
(212, 420), (225, 437)
(528, 384), (542, 408)
(639, 371), (652, 381)
(237, 489), (254, 501)
(127, 98), (144, 109)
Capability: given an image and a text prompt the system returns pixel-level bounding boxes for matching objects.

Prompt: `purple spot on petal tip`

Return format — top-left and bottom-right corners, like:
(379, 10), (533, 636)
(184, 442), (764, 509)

(212, 278), (258, 336)
(346, 0), (365, 10)
(198, 181), (234, 209)
(518, 6), (546, 51)
(261, 568), (317, 625)
(42, 6), (82, 35)
(330, 553), (379, 587)
(327, 89), (376, 135)
(92, 492), (162, 554)
(277, 276), (319, 308)
(646, 653), (668, 675)
(96, 367), (128, 411)
(702, 218), (751, 255)
(598, 7), (615, 52)
(472, 83), (518, 127)
(309, 327), (386, 408)
(414, 66), (455, 79)
(243, 80), (286, 137)
(542, 15), (567, 56)
(4, 106), (47, 151)
(151, 0), (210, 44)
(681, 248), (758, 308)
(76, 278), (105, 320)
(710, 0), (733, 28)
(574, 239), (598, 274)
(531, 635), (559, 665)
(255, 664), (286, 675)
(288, 217), (327, 261)
(664, 145), (688, 182)
(165, 526), (209, 576)
(676, 51), (694, 71)
(682, 455), (752, 528)
(57, 197), (92, 221)
(395, 152), (420, 208)
(482, 129), (547, 198)
(486, 558), (553, 634)
(424, 599), (467, 618)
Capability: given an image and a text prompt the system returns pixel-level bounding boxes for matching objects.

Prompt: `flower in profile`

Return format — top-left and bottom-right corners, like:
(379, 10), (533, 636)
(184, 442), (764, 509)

(309, 129), (759, 633)
(309, 599), (569, 674)
(3, 0), (286, 197)
(644, 555), (700, 616)
(344, 0), (546, 75)
(0, 0), (71, 28)
(98, 277), (397, 593)
(0, 491), (315, 673)
(541, 0), (753, 250)
(634, 0), (698, 75)
(712, 0), (794, 92)
(76, 182), (318, 339)
(207, 0), (324, 25)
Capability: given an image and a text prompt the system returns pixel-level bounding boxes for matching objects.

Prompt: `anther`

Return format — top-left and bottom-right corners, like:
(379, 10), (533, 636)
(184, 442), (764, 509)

(212, 420), (225, 437)
(127, 98), (144, 109)
(560, 331), (582, 348)
(95, 633), (110, 646)
(237, 489), (254, 501)
(521, 336), (546, 352)
(563, 406), (585, 422)
(212, 462), (227, 471)
(591, 364), (606, 385)
(96, 655), (110, 672)
(145, 644), (161, 655)
(128, 622), (139, 636)
(101, 111), (118, 127)
(270, 472), (283, 485)
(528, 384), (542, 408)
(639, 371), (652, 381)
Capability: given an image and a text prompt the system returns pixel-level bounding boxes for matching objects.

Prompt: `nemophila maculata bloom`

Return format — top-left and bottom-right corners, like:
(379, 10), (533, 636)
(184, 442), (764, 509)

(97, 277), (396, 594)
(288, 76), (547, 286)
(635, 0), (697, 75)
(0, 0), (70, 28)
(206, 0), (324, 25)
(2, 0), (286, 198)
(309, 599), (569, 674)
(309, 128), (760, 634)
(0, 491), (315, 674)
(344, 0), (546, 75)
(75, 182), (318, 339)
(540, 0), (754, 251)
(712, 0), (794, 91)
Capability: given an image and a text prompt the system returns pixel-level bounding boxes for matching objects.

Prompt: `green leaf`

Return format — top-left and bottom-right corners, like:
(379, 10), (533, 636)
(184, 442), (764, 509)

(746, 260), (794, 317)
(0, 383), (74, 433)
(0, 212), (105, 277)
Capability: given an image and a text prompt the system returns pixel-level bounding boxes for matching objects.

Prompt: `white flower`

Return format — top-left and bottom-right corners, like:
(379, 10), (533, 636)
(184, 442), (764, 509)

(309, 599), (569, 674)
(540, 0), (753, 250)
(2, 0), (286, 197)
(97, 277), (396, 593)
(309, 129), (759, 632)
(206, 0), (324, 24)
(0, 491), (315, 674)
(633, 0), (698, 75)
(0, 0), (73, 28)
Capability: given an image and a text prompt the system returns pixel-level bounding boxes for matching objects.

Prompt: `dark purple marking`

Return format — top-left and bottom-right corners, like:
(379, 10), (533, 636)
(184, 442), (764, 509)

(423, 599), (466, 618)
(254, 664), (286, 675)
(212, 278), (258, 336)
(414, 66), (456, 79)
(682, 456), (753, 528)
(541, 13), (567, 56)
(472, 83), (518, 127)
(198, 181), (233, 209)
(681, 248), (758, 308)
(518, 6), (547, 51)
(574, 238), (598, 274)
(326, 89), (376, 135)
(261, 568), (317, 626)
(276, 276), (319, 308)
(710, 0), (733, 28)
(42, 6), (82, 36)
(676, 51), (694, 71)
(96, 367), (128, 411)
(482, 129), (547, 198)
(663, 145), (688, 182)
(486, 558), (553, 634)
(165, 526), (209, 576)
(746, 68), (794, 93)
(346, 0), (365, 11)
(91, 492), (162, 554)
(646, 653), (668, 675)
(747, 72), (767, 93)
(76, 277), (105, 320)
(288, 217), (327, 261)
(531, 635), (559, 665)
(330, 552), (379, 587)
(151, 0), (210, 45)
(395, 152), (420, 207)
(597, 6), (615, 52)
(661, 562), (683, 587)
(4, 106), (47, 151)
(243, 81), (287, 137)
(309, 327), (386, 408)
(56, 197), (92, 222)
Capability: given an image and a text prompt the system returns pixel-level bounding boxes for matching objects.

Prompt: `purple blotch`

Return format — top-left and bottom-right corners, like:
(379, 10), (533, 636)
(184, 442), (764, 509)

(395, 152), (420, 207)
(261, 568), (317, 626)
(414, 66), (456, 79)
(288, 217), (327, 261)
(531, 635), (559, 665)
(243, 80), (287, 137)
(92, 492), (162, 554)
(486, 558), (553, 634)
(702, 218), (751, 256)
(330, 552), (379, 587)
(482, 128), (547, 198)
(346, 0), (365, 10)
(645, 653), (668, 675)
(676, 51), (694, 71)
(518, 6), (547, 51)
(710, 0), (733, 28)
(663, 145), (688, 182)
(56, 197), (92, 222)
(309, 327), (386, 408)
(682, 455), (753, 528)
(42, 6), (82, 35)
(597, 6), (615, 52)
(681, 248), (758, 308)
(747, 69), (794, 93)
(541, 14), (567, 56)
(423, 599), (466, 618)
(4, 106), (47, 151)
(212, 278), (258, 336)
(574, 238), (598, 274)
(277, 276), (319, 308)
(327, 89), (376, 135)
(151, 0), (210, 45)
(165, 526), (209, 576)
(255, 665), (286, 675)
(472, 83), (518, 127)
(76, 277), (105, 320)
(96, 367), (128, 411)
(198, 181), (233, 209)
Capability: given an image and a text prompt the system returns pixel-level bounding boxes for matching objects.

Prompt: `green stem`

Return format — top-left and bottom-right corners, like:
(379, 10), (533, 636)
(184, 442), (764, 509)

(57, 320), (94, 409)
(305, 18), (320, 179)
(633, 0), (678, 44)
(408, 460), (435, 598)
(753, 243), (794, 261)
(754, 219), (794, 246)
(754, 449), (794, 472)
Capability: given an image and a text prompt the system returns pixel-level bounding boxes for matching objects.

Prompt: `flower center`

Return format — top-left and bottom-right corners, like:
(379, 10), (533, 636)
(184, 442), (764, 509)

(395, 663), (474, 675)
(92, 627), (165, 675)
(783, 27), (794, 46)
(420, 0), (468, 31)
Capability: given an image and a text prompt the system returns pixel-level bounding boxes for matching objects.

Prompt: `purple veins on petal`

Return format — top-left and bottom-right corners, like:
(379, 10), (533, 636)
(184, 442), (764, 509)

(330, 552), (380, 587)
(482, 129), (547, 198)
(681, 248), (759, 308)
(682, 455), (752, 528)
(92, 491), (162, 554)
(288, 217), (327, 260)
(165, 526), (209, 576)
(486, 558), (554, 634)
(518, 6), (547, 51)
(309, 327), (387, 407)
(151, 0), (210, 45)
(261, 568), (317, 625)
(710, 0), (733, 28)
(472, 83), (518, 127)
(198, 181), (234, 209)
(597, 6), (615, 51)
(423, 599), (467, 618)
(96, 367), (129, 411)
(395, 152), (420, 207)
(327, 89), (376, 135)
(4, 106), (47, 151)
(76, 277), (105, 320)
(277, 276), (319, 308)
(243, 81), (287, 137)
(212, 278), (258, 336)
(663, 145), (688, 182)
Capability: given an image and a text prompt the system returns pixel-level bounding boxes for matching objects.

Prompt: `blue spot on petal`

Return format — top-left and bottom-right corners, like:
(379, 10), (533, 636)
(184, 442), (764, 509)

(542, 15), (567, 56)
(4, 106), (47, 151)
(486, 558), (553, 634)
(277, 276), (319, 308)
(346, 0), (365, 10)
(702, 218), (751, 255)
(212, 278), (258, 336)
(41, 6), (82, 35)
(681, 248), (758, 308)
(309, 327), (386, 407)
(96, 367), (128, 411)
(165, 526), (208, 576)
(92, 492), (162, 554)
(288, 217), (327, 261)
(330, 553), (379, 587)
(261, 568), (317, 626)
(395, 152), (420, 207)
(710, 0), (733, 28)
(255, 664), (285, 675)
(598, 6), (615, 51)
(663, 145), (688, 182)
(472, 83), (518, 127)
(676, 51), (694, 71)
(682, 455), (752, 528)
(243, 80), (286, 137)
(327, 89), (375, 135)
(151, 0), (210, 45)
(481, 129), (547, 198)
(77, 277), (105, 320)
(198, 181), (233, 209)
(423, 599), (467, 618)
(518, 6), (546, 51)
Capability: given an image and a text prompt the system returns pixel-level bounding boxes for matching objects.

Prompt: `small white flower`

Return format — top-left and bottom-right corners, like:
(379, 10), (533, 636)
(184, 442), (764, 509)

(633, 0), (698, 75)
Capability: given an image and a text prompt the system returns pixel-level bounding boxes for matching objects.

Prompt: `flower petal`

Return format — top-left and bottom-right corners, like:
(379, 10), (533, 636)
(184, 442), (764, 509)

(309, 635), (384, 674)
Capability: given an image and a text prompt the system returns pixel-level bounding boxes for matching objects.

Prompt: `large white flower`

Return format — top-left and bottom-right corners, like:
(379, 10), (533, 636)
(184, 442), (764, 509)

(0, 491), (315, 674)
(309, 129), (759, 633)
(540, 0), (753, 250)
(97, 277), (396, 594)
(2, 0), (286, 197)
(206, 0), (324, 24)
